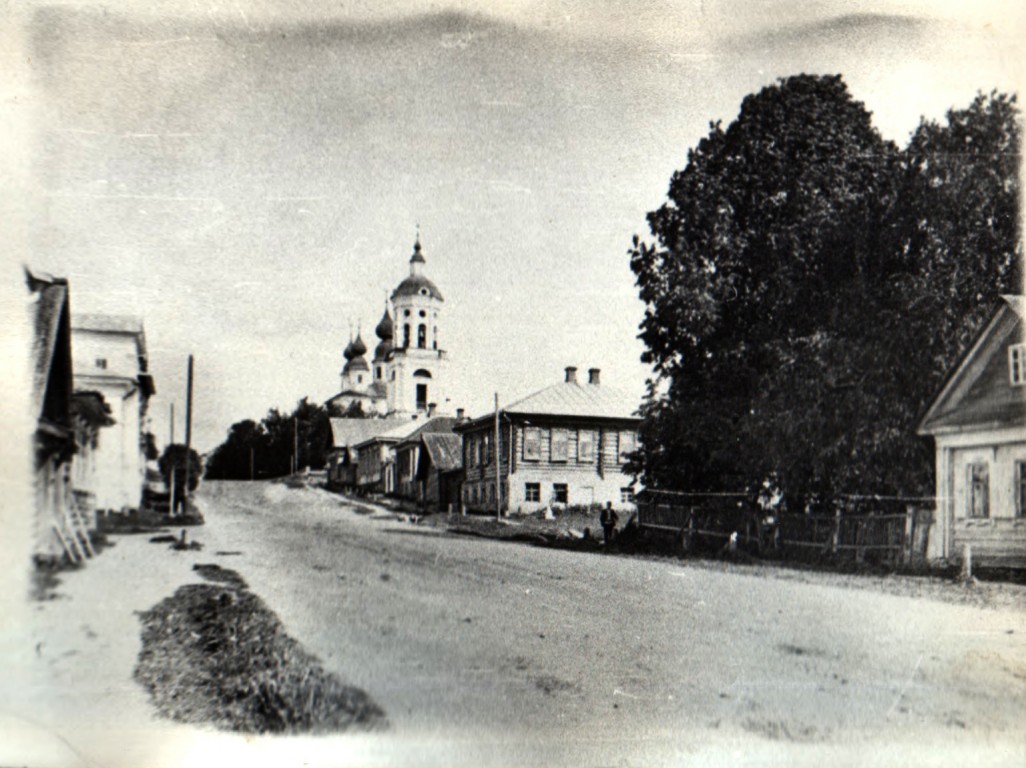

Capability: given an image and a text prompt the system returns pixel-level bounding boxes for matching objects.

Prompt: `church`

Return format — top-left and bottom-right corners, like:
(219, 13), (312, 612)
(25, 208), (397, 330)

(326, 235), (450, 418)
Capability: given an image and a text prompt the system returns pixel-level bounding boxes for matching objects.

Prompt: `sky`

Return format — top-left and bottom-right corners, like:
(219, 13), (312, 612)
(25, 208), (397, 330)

(8, 0), (1025, 451)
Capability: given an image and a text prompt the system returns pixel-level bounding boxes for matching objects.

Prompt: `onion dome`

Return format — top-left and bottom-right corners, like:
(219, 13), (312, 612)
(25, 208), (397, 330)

(375, 306), (394, 340)
(351, 333), (367, 358)
(373, 338), (392, 362)
(410, 236), (426, 265)
(343, 338), (355, 361)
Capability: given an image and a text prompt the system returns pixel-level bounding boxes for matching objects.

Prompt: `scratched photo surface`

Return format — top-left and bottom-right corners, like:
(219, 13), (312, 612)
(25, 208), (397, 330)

(3, 1), (1025, 766)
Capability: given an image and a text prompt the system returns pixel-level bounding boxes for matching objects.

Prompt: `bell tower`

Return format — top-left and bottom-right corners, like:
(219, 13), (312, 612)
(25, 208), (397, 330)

(386, 234), (448, 415)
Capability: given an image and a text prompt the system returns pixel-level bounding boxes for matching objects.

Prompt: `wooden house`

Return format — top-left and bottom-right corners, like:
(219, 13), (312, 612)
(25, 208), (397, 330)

(455, 367), (641, 515)
(395, 428), (462, 510)
(917, 295), (1026, 567)
(28, 270), (92, 562)
(325, 416), (409, 489)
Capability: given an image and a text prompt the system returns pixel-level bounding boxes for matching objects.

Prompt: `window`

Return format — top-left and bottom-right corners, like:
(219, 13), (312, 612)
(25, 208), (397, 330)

(433, 327), (438, 350)
(1010, 344), (1026, 386)
(551, 429), (568, 462)
(619, 431), (637, 463)
(620, 487), (634, 503)
(376, 367), (382, 380)
(967, 463), (989, 518)
(578, 430), (595, 462)
(466, 441), (474, 467)
(419, 309), (426, 318)
(418, 324), (427, 349)
(488, 483), (494, 502)
(483, 433), (492, 465)
(523, 427), (541, 461)
(552, 484), (568, 504)
(416, 383), (428, 410)
(525, 483), (541, 502)
(95, 357), (108, 369)
(1017, 462), (1026, 518)
(403, 324), (410, 348)
(404, 309), (411, 317)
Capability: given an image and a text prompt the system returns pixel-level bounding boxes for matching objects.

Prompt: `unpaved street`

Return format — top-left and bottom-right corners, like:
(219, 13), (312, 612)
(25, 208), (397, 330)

(192, 481), (1025, 765)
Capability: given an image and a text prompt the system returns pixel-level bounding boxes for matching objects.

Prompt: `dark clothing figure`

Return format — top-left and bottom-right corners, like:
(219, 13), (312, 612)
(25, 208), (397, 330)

(600, 504), (618, 547)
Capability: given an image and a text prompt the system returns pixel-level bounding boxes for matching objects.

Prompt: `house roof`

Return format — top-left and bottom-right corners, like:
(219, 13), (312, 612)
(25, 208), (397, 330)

(918, 295), (1026, 435)
(363, 415), (459, 450)
(421, 433), (463, 472)
(328, 416), (411, 449)
(457, 380), (640, 430)
(72, 312), (149, 369)
(29, 277), (70, 421)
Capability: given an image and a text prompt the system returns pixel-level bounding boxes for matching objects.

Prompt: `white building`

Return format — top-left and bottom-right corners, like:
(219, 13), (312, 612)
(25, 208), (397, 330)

(327, 235), (450, 418)
(71, 314), (155, 513)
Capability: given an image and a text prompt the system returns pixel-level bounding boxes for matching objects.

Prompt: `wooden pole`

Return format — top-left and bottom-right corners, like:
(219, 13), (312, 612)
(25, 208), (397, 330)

(183, 355), (193, 514)
(494, 393), (501, 520)
(169, 402), (175, 446)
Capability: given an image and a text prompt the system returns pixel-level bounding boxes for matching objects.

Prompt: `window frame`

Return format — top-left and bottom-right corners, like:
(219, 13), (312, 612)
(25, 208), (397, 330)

(966, 462), (990, 519)
(552, 483), (568, 505)
(1010, 343), (1026, 386)
(525, 482), (541, 502)
(523, 427), (541, 462)
(550, 428), (569, 463)
(1016, 461), (1026, 518)
(578, 430), (595, 463)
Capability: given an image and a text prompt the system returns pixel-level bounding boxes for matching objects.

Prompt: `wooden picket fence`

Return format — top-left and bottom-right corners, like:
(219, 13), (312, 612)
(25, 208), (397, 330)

(637, 489), (934, 568)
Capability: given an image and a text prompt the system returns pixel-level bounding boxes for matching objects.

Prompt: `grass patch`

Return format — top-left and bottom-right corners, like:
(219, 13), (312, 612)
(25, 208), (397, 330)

(134, 580), (386, 734)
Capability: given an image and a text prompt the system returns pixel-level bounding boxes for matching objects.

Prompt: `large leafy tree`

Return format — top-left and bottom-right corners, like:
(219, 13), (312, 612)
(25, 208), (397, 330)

(205, 398), (331, 480)
(630, 75), (1020, 508)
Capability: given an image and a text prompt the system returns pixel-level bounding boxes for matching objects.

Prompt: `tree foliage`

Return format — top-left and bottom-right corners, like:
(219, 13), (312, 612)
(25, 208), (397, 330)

(158, 444), (203, 492)
(204, 398), (331, 480)
(630, 75), (1020, 507)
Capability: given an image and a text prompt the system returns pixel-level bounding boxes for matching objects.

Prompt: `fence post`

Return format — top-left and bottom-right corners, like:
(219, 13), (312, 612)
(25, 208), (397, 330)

(831, 507), (841, 556)
(903, 505), (914, 566)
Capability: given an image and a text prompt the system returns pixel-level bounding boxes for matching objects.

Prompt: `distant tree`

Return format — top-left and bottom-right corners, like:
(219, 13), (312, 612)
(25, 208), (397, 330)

(630, 76), (1020, 507)
(206, 398), (332, 480)
(158, 443), (203, 512)
(204, 419), (267, 480)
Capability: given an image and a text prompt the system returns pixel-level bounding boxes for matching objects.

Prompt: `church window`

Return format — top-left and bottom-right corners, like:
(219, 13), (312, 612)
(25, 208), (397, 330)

(376, 367), (382, 380)
(413, 369), (432, 378)
(416, 383), (428, 410)
(403, 324), (410, 348)
(417, 324), (427, 348)
(419, 309), (426, 318)
(404, 309), (410, 317)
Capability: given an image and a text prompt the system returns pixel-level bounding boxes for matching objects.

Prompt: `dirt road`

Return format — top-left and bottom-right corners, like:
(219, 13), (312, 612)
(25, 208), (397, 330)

(189, 481), (1025, 765)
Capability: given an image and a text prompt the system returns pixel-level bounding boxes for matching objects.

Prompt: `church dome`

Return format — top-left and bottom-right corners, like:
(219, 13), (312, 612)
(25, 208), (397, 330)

(392, 275), (444, 302)
(375, 307), (394, 340)
(373, 338), (392, 362)
(391, 235), (444, 302)
(351, 333), (368, 358)
(343, 338), (355, 361)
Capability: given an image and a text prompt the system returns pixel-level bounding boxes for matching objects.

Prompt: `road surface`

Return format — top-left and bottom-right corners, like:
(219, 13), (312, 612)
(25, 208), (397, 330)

(186, 481), (1026, 765)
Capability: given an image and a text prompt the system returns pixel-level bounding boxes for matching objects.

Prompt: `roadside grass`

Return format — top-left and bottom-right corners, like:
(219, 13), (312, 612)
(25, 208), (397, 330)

(134, 569), (386, 734)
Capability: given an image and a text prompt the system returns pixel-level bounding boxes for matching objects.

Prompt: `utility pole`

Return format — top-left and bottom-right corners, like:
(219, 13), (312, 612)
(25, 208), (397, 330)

(495, 392), (501, 520)
(168, 402), (176, 517)
(183, 355), (194, 515)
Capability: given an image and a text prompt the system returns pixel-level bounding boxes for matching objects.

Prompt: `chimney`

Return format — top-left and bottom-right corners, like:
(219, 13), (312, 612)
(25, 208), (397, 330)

(456, 407), (465, 421)
(565, 366), (578, 384)
(588, 368), (601, 385)
(427, 402), (436, 417)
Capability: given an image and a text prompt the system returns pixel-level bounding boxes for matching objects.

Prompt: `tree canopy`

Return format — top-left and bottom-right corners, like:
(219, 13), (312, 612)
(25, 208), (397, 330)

(630, 75), (1020, 508)
(204, 397), (331, 480)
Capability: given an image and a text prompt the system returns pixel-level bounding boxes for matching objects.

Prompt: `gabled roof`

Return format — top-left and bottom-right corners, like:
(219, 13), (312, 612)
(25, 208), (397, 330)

(328, 416), (410, 450)
(362, 415), (459, 450)
(29, 276), (70, 422)
(457, 381), (640, 431)
(421, 433), (463, 472)
(918, 295), (1026, 435)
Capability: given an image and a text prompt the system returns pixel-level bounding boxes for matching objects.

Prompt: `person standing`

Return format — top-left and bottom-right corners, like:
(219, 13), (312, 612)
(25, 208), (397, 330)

(600, 502), (618, 547)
